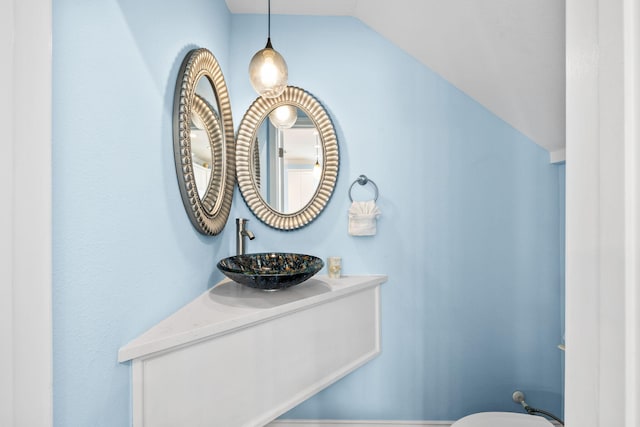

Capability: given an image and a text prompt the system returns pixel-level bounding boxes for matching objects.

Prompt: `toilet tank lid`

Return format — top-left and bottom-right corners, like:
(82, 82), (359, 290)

(452, 412), (554, 427)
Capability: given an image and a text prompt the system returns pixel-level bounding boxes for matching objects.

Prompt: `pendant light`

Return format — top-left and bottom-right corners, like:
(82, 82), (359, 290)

(269, 105), (297, 129)
(248, 0), (288, 99)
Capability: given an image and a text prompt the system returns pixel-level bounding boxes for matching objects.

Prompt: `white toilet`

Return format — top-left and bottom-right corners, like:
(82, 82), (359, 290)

(452, 412), (554, 426)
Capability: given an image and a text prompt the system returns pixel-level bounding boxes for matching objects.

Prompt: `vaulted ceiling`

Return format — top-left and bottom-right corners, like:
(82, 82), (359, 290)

(226, 0), (566, 161)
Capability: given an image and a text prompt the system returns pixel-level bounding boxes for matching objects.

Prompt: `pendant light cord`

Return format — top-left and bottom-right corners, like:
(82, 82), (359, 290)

(266, 0), (273, 48)
(268, 0), (271, 38)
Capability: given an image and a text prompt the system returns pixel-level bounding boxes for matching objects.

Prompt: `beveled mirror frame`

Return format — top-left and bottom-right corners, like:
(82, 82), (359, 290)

(236, 86), (339, 230)
(173, 48), (235, 235)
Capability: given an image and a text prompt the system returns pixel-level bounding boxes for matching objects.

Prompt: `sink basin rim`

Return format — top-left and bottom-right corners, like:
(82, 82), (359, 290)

(216, 252), (324, 290)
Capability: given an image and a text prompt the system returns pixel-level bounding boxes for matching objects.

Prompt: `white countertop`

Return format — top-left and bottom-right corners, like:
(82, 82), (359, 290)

(118, 275), (387, 362)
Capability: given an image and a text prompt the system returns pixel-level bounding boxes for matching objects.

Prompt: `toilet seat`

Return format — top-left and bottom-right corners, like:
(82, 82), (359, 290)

(452, 411), (554, 426)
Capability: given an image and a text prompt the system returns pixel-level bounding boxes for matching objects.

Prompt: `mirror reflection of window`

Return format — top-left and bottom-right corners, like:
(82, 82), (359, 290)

(191, 78), (221, 202)
(281, 123), (322, 213)
(255, 109), (323, 214)
(190, 111), (213, 199)
(195, 77), (218, 117)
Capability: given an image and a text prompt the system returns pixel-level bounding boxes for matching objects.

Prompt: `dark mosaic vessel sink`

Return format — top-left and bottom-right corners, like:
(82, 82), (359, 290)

(217, 253), (324, 290)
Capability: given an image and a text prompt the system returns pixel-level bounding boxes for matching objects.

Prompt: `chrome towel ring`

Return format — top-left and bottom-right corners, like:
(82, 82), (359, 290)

(349, 174), (379, 202)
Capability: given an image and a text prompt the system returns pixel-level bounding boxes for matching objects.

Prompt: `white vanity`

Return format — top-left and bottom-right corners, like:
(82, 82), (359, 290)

(118, 275), (387, 427)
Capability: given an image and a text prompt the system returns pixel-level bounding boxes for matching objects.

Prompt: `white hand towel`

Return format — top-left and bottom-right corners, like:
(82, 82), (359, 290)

(348, 200), (381, 236)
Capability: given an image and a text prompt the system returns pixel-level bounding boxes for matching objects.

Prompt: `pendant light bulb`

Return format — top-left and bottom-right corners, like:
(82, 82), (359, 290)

(313, 160), (321, 179)
(269, 105), (297, 129)
(313, 133), (321, 179)
(249, 0), (288, 99)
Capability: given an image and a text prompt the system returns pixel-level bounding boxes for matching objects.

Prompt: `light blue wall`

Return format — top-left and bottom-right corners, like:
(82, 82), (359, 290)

(229, 15), (565, 420)
(52, 0), (232, 425)
(52, 4), (564, 425)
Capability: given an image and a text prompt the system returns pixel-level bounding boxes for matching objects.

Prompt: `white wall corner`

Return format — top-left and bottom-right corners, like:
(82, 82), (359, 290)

(566, 0), (640, 426)
(0, 0), (15, 425)
(3, 0), (54, 426)
(550, 148), (566, 164)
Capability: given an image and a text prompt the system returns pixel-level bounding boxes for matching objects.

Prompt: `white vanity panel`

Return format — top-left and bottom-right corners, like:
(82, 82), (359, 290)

(119, 275), (386, 427)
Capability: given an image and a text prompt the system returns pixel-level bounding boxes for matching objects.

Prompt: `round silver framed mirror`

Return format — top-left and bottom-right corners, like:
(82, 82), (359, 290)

(173, 48), (235, 235)
(236, 86), (339, 230)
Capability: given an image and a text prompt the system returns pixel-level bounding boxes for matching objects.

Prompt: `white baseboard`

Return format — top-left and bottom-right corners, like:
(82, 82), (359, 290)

(268, 419), (563, 427)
